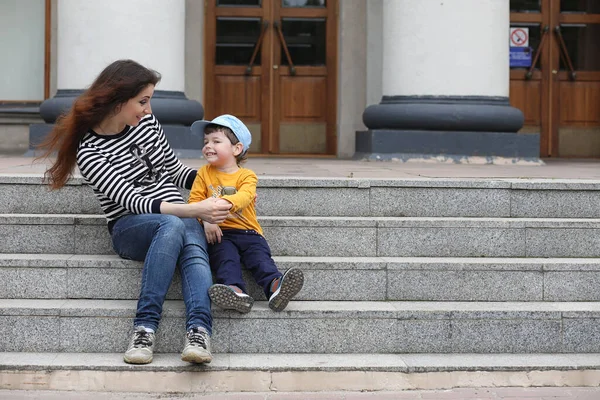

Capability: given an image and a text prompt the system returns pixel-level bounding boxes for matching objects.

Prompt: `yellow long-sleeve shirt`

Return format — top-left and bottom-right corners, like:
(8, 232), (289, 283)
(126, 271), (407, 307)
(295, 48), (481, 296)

(188, 164), (263, 235)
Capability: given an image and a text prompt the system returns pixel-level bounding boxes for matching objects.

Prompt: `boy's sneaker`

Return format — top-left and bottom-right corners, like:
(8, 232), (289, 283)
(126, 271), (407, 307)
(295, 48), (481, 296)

(268, 268), (304, 312)
(123, 327), (155, 364)
(181, 327), (212, 364)
(209, 284), (254, 313)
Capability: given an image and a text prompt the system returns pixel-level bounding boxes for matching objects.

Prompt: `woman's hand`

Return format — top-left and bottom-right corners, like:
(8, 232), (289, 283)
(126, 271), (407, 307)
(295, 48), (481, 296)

(203, 221), (223, 245)
(160, 197), (231, 223)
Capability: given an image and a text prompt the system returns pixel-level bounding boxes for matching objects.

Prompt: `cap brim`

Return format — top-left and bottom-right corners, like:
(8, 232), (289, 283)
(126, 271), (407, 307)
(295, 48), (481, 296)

(190, 120), (211, 137)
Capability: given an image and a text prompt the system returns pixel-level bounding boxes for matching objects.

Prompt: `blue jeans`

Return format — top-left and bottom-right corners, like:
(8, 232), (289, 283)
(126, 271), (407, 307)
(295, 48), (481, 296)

(111, 214), (213, 334)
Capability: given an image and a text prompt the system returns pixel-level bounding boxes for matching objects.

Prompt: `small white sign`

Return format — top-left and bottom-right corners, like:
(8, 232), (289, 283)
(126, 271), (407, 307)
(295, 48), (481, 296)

(510, 27), (529, 47)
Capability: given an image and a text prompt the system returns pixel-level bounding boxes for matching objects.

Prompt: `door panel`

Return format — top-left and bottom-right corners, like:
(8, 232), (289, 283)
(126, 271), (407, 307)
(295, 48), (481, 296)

(510, 0), (600, 157)
(559, 82), (600, 125)
(204, 0), (337, 155)
(214, 76), (262, 119)
(510, 80), (542, 127)
(280, 76), (327, 120)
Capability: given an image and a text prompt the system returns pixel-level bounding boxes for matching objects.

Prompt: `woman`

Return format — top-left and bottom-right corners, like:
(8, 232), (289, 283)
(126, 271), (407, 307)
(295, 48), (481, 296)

(38, 59), (231, 365)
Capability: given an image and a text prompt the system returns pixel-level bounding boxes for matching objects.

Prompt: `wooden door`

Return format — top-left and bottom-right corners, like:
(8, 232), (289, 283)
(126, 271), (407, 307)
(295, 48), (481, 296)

(510, 0), (600, 157)
(204, 0), (337, 155)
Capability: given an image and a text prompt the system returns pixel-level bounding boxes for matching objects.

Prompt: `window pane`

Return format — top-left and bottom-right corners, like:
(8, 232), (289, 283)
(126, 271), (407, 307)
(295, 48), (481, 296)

(561, 0), (600, 13)
(283, 0), (325, 7)
(510, 0), (541, 12)
(0, 0), (45, 101)
(218, 0), (261, 6)
(216, 18), (262, 65)
(510, 24), (541, 70)
(280, 18), (326, 66)
(559, 24), (600, 71)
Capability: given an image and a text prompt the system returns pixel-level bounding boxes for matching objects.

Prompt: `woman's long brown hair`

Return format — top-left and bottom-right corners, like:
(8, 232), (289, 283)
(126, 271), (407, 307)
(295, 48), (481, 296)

(37, 59), (161, 189)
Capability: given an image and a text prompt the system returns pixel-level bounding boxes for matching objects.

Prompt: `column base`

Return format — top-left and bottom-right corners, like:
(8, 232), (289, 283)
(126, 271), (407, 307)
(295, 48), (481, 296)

(27, 123), (203, 158)
(357, 96), (540, 163)
(28, 89), (204, 157)
(355, 129), (542, 164)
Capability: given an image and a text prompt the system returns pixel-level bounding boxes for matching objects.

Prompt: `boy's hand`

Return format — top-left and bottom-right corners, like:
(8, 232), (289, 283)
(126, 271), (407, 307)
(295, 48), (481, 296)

(203, 221), (223, 245)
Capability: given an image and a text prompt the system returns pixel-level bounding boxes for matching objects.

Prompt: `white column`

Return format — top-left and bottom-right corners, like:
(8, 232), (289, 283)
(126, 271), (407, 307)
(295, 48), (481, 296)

(382, 0), (509, 97)
(56, 0), (185, 91)
(37, 0), (203, 154)
(358, 0), (533, 162)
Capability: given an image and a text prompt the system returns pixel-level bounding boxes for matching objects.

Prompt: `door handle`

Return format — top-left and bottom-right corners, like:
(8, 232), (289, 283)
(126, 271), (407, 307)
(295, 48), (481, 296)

(273, 21), (297, 76)
(246, 21), (269, 75)
(554, 25), (577, 81)
(526, 25), (549, 80)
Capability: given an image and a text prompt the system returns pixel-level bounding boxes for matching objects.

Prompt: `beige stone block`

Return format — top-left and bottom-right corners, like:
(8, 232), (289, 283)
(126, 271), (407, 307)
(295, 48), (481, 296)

(0, 124), (29, 153)
(102, 371), (192, 392)
(271, 371), (412, 392)
(190, 371), (271, 392)
(0, 371), (50, 390)
(47, 370), (106, 391)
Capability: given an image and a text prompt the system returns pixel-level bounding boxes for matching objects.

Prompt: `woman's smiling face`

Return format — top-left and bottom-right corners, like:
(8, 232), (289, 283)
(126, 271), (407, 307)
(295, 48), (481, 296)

(119, 84), (155, 127)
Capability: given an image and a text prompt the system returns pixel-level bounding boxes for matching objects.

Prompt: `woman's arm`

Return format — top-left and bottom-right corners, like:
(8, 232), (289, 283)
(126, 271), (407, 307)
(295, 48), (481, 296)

(160, 198), (231, 223)
(78, 145), (230, 223)
(153, 116), (196, 189)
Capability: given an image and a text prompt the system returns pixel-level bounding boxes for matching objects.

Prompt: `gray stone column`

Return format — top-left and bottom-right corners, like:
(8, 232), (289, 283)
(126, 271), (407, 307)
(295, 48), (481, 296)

(356, 0), (538, 162)
(31, 0), (203, 155)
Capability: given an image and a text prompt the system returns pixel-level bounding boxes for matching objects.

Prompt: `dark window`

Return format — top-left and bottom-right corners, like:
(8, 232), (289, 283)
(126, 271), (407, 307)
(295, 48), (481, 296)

(510, 0), (541, 12)
(561, 0), (600, 13)
(216, 18), (262, 65)
(217, 0), (261, 6)
(282, 0), (325, 7)
(280, 18), (326, 66)
(559, 24), (600, 70)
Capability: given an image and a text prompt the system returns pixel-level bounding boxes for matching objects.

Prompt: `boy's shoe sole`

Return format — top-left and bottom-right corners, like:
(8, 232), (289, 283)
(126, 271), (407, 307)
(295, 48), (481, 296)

(268, 268), (304, 312)
(209, 284), (254, 313)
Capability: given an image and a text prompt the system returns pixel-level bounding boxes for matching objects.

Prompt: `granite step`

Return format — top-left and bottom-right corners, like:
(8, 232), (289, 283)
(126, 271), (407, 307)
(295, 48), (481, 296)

(3, 254), (600, 302)
(4, 175), (600, 218)
(3, 214), (600, 257)
(2, 352), (600, 393)
(2, 299), (600, 354)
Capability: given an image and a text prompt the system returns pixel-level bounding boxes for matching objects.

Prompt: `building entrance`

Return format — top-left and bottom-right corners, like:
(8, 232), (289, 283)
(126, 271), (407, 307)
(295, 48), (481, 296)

(203, 0), (337, 155)
(510, 0), (600, 157)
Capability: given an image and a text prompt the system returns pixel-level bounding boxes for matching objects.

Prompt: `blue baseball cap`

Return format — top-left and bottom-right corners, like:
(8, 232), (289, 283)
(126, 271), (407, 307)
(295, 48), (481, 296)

(190, 114), (252, 153)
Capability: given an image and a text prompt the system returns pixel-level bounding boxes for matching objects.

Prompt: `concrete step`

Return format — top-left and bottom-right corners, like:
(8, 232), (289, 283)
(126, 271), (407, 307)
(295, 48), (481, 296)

(5, 175), (600, 218)
(3, 352), (600, 393)
(3, 214), (600, 257)
(3, 254), (600, 302)
(2, 299), (600, 354)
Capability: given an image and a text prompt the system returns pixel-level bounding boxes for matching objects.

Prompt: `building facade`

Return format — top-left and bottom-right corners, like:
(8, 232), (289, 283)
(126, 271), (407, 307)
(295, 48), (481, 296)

(1, 0), (599, 160)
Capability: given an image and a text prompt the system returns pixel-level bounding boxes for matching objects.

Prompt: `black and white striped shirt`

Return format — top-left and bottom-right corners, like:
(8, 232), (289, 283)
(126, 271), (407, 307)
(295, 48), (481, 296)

(77, 114), (196, 231)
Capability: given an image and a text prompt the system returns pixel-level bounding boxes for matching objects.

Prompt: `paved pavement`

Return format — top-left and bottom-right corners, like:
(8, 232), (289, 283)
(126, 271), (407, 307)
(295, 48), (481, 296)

(4, 155), (600, 180)
(2, 388), (600, 399)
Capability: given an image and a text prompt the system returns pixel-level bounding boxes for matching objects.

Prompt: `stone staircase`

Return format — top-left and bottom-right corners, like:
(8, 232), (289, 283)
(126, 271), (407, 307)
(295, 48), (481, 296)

(2, 174), (600, 393)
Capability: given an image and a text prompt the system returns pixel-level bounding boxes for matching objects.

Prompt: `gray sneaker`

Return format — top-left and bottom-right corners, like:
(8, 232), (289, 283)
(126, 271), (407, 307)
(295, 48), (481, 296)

(123, 327), (155, 364)
(181, 327), (212, 364)
(209, 284), (254, 313)
(268, 268), (304, 312)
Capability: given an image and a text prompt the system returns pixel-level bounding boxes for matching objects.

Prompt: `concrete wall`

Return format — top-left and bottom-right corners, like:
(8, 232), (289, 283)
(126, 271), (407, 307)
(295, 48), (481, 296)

(336, 0), (368, 158)
(185, 0), (204, 104)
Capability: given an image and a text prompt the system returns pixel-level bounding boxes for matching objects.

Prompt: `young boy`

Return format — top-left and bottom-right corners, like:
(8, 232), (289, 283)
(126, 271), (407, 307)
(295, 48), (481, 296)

(189, 114), (304, 313)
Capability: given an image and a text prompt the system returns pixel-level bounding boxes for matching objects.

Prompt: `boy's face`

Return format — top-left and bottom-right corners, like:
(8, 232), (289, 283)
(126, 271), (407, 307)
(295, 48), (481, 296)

(202, 129), (243, 168)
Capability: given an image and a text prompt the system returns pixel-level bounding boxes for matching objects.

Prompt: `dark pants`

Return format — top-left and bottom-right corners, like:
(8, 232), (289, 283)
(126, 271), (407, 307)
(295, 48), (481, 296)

(208, 229), (281, 298)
